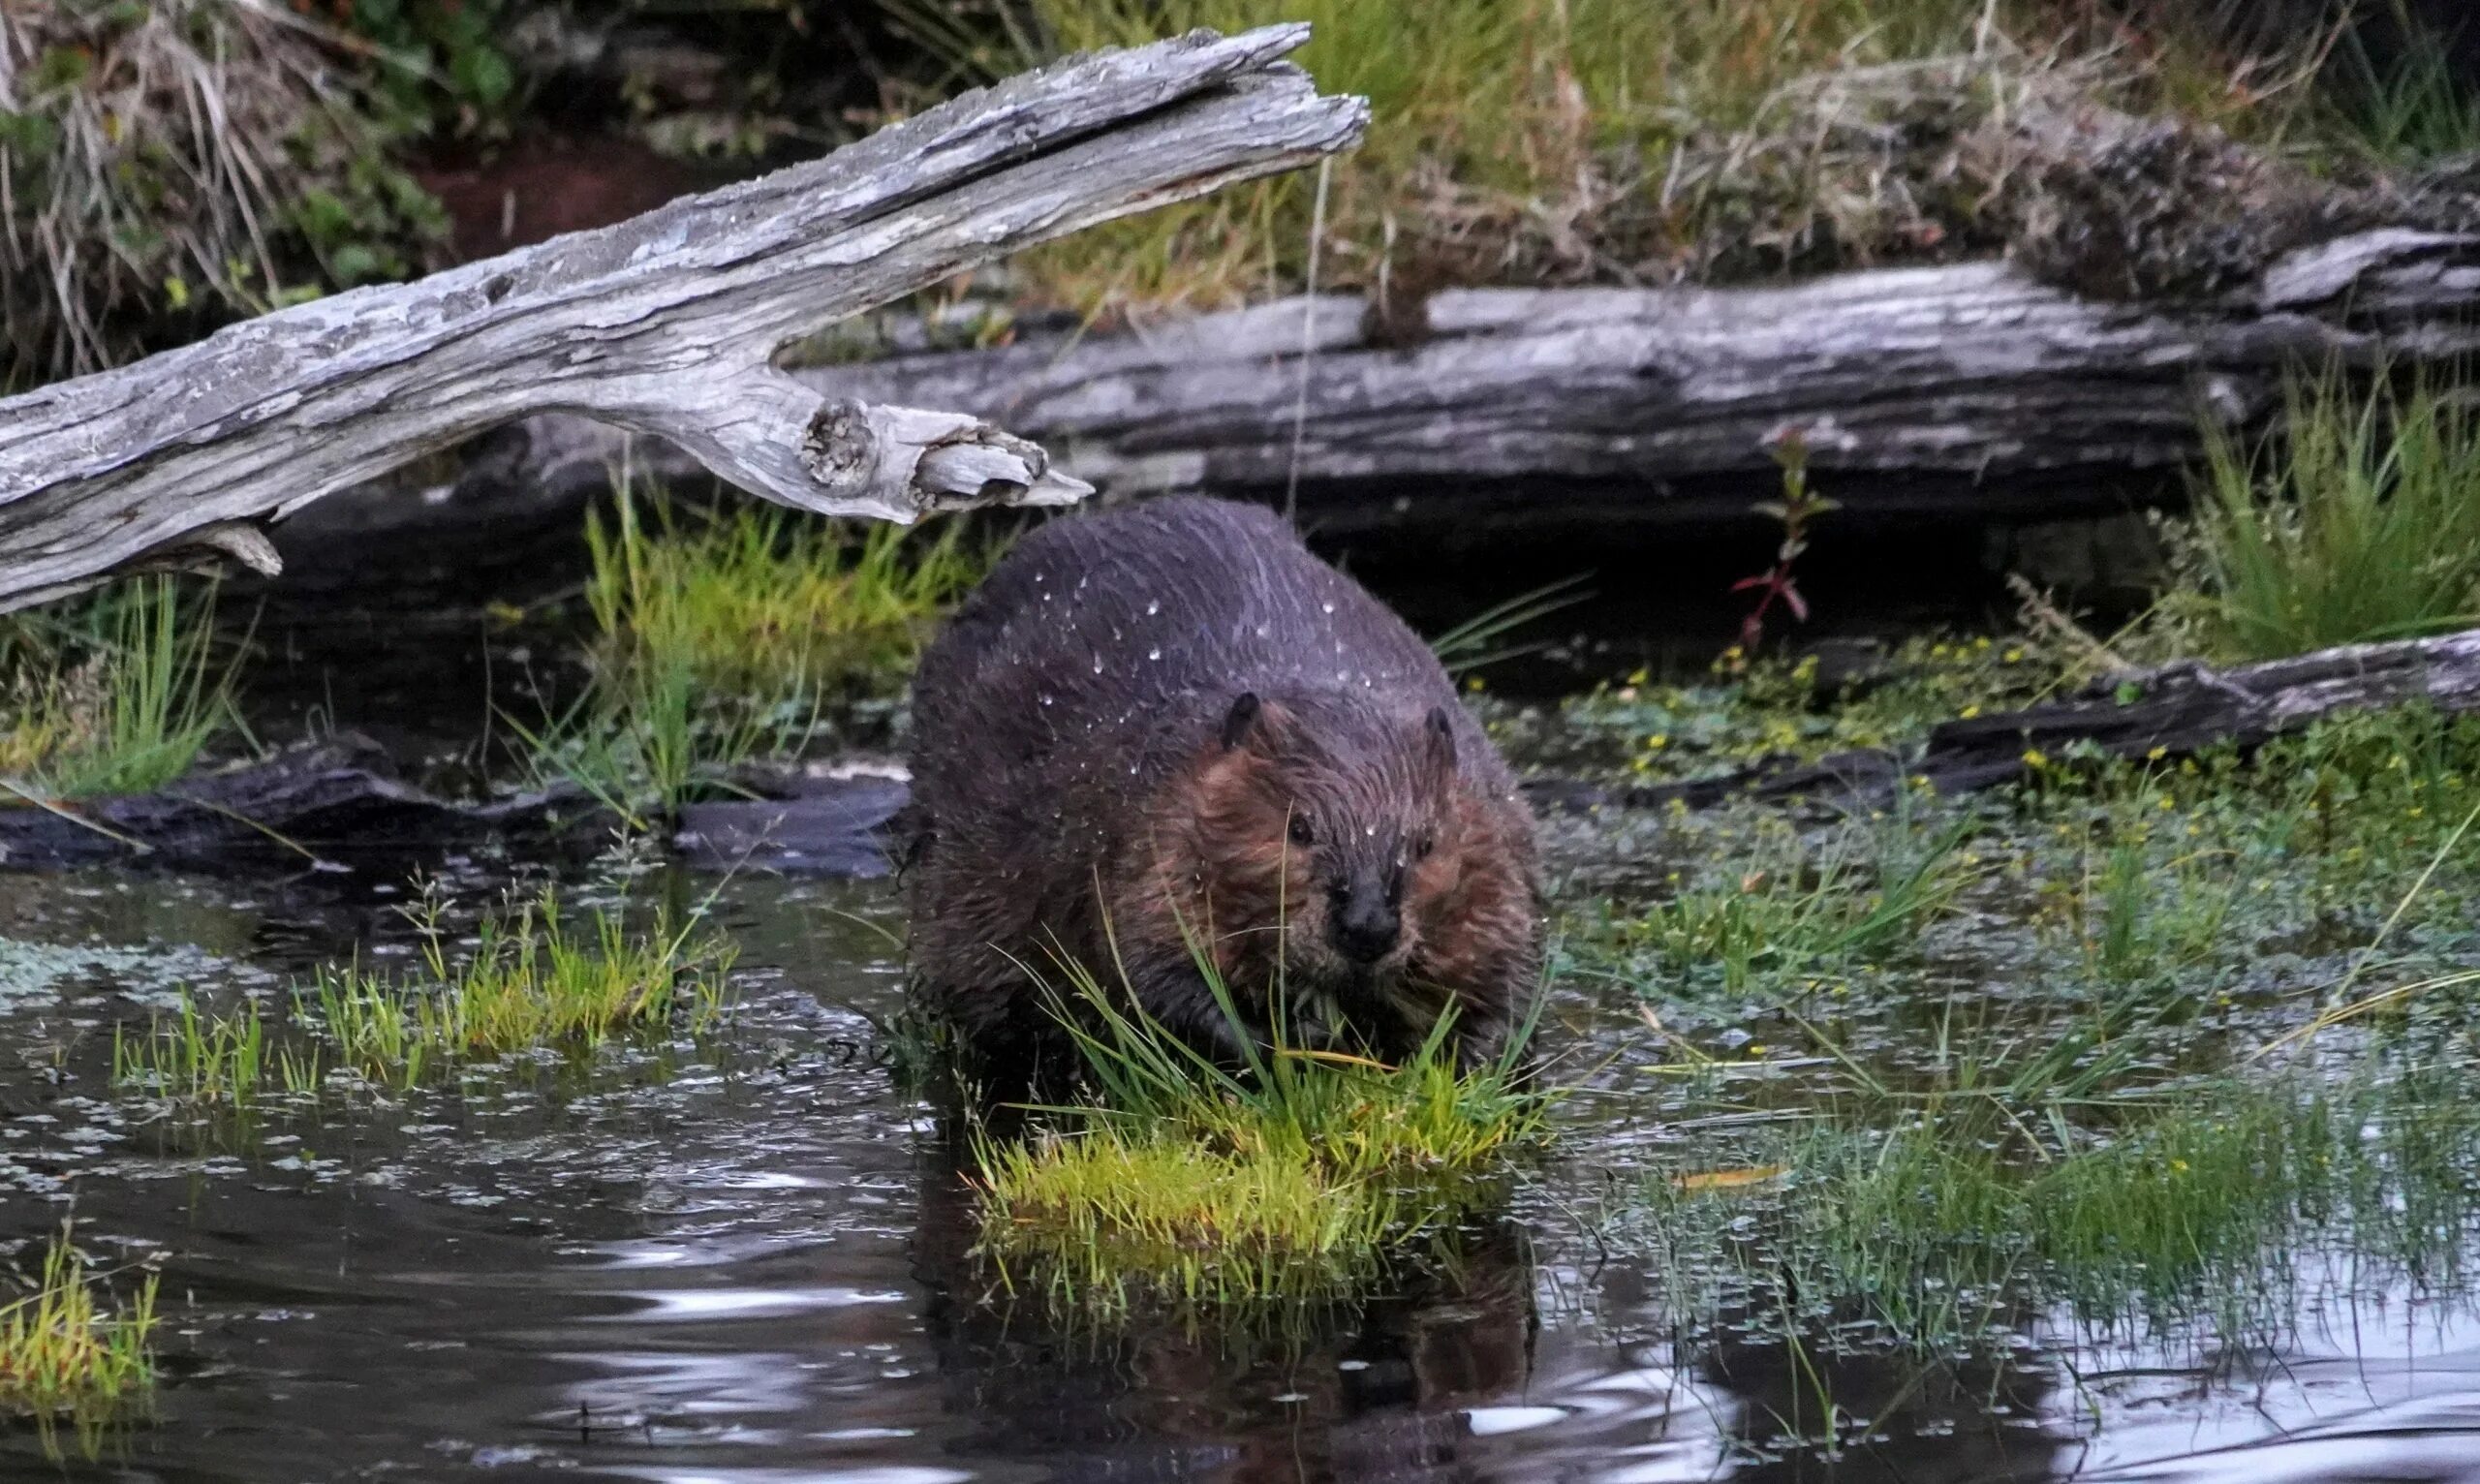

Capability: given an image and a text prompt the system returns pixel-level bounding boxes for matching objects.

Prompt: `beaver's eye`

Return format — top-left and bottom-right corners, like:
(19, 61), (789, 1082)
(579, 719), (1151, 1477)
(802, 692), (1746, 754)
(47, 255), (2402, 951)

(1286, 815), (1315, 848)
(1412, 831), (1435, 860)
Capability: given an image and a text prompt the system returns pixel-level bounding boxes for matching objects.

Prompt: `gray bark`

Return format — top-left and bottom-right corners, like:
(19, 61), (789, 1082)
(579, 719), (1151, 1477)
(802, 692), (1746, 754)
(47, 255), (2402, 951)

(0, 24), (1366, 612)
(798, 229), (2480, 531)
(351, 227), (2480, 543)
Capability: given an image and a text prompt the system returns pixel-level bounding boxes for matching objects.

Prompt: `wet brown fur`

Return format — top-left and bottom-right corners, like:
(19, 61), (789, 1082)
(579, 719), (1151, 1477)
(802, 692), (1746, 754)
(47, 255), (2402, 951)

(903, 498), (1539, 1073)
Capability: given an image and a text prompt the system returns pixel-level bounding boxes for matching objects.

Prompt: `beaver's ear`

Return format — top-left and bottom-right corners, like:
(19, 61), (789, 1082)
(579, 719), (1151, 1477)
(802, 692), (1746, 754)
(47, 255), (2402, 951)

(1221, 692), (1264, 751)
(1423, 705), (1458, 774)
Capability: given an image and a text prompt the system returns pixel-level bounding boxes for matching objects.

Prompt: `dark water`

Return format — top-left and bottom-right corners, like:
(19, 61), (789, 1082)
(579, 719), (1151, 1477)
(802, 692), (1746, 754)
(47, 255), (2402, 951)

(7, 857), (2480, 1483)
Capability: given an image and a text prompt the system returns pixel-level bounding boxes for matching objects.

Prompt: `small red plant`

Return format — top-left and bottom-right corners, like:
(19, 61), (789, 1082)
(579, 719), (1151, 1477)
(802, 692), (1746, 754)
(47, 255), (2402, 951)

(1728, 427), (1838, 660)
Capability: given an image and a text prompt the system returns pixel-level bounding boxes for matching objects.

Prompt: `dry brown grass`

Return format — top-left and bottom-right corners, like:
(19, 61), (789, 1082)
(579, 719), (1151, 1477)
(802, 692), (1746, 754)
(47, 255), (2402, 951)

(0, 0), (440, 386)
(897, 0), (2336, 319)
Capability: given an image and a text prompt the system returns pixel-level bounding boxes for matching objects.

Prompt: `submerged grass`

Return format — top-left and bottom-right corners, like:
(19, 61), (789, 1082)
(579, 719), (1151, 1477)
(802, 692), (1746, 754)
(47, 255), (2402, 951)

(0, 1228), (158, 1455)
(973, 955), (1547, 1314)
(0, 578), (236, 800)
(520, 485), (986, 820)
(1640, 1066), (2480, 1354)
(1551, 677), (2480, 1364)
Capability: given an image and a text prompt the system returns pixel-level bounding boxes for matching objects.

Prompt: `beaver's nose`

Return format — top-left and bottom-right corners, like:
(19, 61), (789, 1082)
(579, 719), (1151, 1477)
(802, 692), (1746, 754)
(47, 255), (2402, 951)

(1330, 881), (1400, 963)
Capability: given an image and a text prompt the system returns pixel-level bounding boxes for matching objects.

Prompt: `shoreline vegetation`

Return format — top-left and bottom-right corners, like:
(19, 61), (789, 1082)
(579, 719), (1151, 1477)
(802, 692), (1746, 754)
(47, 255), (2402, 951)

(8, 1), (2474, 390)
(8, 3), (2480, 1462)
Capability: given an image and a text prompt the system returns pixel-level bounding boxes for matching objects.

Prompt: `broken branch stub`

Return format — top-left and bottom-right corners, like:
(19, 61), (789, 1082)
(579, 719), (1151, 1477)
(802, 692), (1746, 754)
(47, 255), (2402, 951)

(0, 24), (1367, 612)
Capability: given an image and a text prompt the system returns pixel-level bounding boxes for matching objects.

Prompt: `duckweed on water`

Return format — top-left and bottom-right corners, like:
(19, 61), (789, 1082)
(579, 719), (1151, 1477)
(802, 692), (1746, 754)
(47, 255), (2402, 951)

(1552, 690), (2480, 1370)
(0, 1228), (157, 1455)
(973, 961), (1547, 1314)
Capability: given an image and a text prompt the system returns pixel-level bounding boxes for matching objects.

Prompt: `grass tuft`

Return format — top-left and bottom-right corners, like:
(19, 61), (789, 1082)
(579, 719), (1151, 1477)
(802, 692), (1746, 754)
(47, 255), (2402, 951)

(304, 882), (737, 1086)
(2174, 369), (2480, 662)
(115, 882), (735, 1120)
(0, 578), (237, 800)
(973, 954), (1546, 1314)
(519, 485), (986, 820)
(0, 1227), (158, 1456)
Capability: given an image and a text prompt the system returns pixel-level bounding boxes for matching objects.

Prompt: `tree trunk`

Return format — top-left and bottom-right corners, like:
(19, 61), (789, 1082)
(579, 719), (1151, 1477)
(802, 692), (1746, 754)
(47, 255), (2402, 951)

(0, 24), (1366, 612)
(362, 228), (2480, 545)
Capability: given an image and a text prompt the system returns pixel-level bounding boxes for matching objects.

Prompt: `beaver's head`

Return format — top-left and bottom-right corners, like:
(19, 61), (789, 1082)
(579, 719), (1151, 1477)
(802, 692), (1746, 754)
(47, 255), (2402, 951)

(1156, 690), (1492, 1033)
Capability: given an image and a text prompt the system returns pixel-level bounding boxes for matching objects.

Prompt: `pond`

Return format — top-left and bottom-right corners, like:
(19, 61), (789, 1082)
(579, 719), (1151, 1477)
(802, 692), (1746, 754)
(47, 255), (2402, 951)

(8, 622), (2480, 1483)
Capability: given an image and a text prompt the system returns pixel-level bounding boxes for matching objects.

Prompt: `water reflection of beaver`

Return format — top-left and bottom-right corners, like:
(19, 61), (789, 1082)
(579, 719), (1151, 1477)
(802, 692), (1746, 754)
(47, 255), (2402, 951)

(904, 497), (1540, 1068)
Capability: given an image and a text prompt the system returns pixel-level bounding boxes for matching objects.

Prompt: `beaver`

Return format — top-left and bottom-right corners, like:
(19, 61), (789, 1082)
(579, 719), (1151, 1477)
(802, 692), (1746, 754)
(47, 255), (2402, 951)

(902, 497), (1540, 1071)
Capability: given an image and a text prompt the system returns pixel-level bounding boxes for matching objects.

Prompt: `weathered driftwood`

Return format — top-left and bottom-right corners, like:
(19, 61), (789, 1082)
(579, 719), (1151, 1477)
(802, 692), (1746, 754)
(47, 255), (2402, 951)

(1531, 627), (2480, 815)
(362, 227), (2480, 541)
(0, 25), (1366, 612)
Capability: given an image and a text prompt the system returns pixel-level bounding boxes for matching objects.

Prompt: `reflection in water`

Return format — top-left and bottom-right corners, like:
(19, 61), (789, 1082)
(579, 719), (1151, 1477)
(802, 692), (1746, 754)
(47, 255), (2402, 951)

(5, 867), (2480, 1480)
(910, 1126), (1545, 1483)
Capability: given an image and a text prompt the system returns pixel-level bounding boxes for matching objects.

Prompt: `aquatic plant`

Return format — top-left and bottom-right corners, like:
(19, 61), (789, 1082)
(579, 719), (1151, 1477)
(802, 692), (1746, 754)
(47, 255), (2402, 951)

(112, 992), (321, 1118)
(1727, 428), (1837, 657)
(0, 1227), (159, 1455)
(303, 883), (737, 1086)
(1577, 796), (1976, 996)
(116, 883), (735, 1123)
(0, 578), (236, 801)
(973, 953), (1547, 1314)
(2176, 370), (2480, 662)
(1640, 1065), (2480, 1355)
(520, 484), (985, 821)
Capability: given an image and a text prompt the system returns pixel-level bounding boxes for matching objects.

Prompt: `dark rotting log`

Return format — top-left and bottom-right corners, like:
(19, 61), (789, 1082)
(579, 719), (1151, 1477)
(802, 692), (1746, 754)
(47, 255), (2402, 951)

(1529, 627), (2480, 814)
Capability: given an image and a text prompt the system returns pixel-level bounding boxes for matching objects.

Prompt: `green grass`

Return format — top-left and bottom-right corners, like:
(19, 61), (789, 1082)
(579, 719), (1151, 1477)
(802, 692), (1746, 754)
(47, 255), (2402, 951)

(1641, 1066), (2480, 1354)
(519, 486), (986, 821)
(115, 883), (735, 1117)
(1576, 797), (1976, 995)
(2317, 3), (2480, 165)
(304, 884), (737, 1086)
(112, 993), (321, 1118)
(0, 578), (236, 801)
(1550, 686), (2480, 1368)
(0, 1227), (159, 1456)
(973, 954), (1547, 1314)
(2173, 371), (2480, 662)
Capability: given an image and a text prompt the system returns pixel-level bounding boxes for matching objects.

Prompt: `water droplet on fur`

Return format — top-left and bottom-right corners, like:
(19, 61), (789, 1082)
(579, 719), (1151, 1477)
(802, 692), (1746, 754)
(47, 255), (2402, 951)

(1145, 601), (1160, 615)
(1321, 602), (1336, 614)
(1093, 657), (1104, 674)
(1039, 694), (1055, 707)
(1147, 647), (1162, 661)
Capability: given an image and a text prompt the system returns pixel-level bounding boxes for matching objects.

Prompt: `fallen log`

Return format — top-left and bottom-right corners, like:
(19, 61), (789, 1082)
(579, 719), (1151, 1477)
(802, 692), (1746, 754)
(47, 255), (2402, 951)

(318, 227), (2480, 548)
(0, 734), (908, 875)
(0, 25), (1366, 611)
(1533, 627), (2480, 814)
